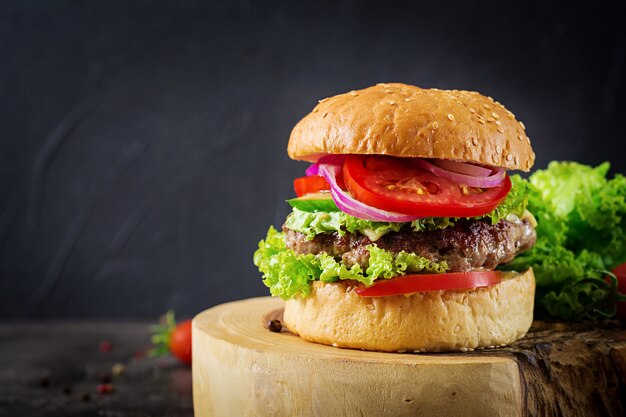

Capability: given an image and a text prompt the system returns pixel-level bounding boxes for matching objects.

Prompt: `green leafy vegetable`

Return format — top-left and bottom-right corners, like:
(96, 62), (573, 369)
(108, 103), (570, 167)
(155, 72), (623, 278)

(500, 161), (626, 320)
(253, 227), (448, 299)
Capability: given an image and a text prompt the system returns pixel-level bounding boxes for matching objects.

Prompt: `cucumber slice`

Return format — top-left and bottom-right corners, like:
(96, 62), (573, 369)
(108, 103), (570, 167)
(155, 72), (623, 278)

(286, 192), (339, 212)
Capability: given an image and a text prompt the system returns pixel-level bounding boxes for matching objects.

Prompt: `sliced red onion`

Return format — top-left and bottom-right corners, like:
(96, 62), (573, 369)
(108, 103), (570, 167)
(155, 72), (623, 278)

(305, 155), (347, 176)
(305, 163), (319, 176)
(414, 158), (505, 188)
(318, 164), (421, 222)
(430, 159), (492, 177)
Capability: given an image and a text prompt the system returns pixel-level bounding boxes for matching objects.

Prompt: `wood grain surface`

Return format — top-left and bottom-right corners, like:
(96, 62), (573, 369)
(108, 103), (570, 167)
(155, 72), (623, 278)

(193, 297), (626, 417)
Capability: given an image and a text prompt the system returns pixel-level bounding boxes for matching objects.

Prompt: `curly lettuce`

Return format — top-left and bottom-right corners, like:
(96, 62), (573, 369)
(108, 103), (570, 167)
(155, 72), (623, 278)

(285, 175), (529, 240)
(253, 227), (448, 299)
(500, 162), (626, 320)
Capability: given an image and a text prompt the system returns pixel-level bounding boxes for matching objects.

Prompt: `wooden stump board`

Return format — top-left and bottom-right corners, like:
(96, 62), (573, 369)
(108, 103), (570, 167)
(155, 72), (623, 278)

(192, 297), (626, 417)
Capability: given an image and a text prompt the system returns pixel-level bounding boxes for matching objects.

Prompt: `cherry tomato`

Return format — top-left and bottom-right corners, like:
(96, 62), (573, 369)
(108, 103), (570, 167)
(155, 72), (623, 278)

(343, 155), (511, 217)
(610, 262), (626, 320)
(169, 320), (192, 365)
(355, 271), (502, 297)
(293, 175), (330, 197)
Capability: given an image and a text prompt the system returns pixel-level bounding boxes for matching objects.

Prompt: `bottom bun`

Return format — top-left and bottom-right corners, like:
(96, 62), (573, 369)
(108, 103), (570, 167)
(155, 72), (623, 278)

(284, 268), (535, 352)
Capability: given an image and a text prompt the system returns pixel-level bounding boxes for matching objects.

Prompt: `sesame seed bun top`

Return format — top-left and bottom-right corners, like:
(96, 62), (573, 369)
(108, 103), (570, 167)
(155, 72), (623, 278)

(287, 83), (535, 171)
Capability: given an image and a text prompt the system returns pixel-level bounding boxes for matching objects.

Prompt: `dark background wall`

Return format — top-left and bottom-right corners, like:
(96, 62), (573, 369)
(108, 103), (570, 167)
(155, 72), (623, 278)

(1, 1), (624, 318)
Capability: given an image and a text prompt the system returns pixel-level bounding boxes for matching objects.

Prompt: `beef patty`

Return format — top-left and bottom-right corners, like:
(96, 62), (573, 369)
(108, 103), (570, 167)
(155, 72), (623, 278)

(283, 218), (536, 272)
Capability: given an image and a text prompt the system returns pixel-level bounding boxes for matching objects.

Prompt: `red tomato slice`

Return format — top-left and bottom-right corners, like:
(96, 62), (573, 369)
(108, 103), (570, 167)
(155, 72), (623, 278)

(343, 155), (511, 217)
(610, 262), (626, 320)
(293, 175), (330, 197)
(355, 271), (502, 297)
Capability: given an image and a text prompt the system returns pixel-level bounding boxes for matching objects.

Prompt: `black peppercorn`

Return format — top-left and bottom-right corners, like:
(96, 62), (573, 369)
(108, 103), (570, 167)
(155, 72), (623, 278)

(268, 319), (282, 332)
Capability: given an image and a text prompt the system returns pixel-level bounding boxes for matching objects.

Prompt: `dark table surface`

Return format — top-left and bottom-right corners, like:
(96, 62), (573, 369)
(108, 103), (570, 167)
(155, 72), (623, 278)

(0, 321), (193, 417)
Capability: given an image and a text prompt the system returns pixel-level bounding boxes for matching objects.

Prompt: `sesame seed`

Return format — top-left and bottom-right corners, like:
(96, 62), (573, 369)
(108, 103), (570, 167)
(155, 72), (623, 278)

(507, 112), (515, 119)
(413, 350), (420, 354)
(332, 343), (338, 347)
(514, 156), (519, 164)
(322, 112), (328, 118)
(377, 83), (388, 87)
(460, 347), (469, 352)
(349, 90), (358, 96)
(319, 98), (329, 103)
(506, 154), (513, 161)
(519, 121), (526, 130)
(432, 122), (439, 130)
(487, 118), (495, 123)
(492, 112), (499, 119)
(495, 120), (502, 126)
(484, 104), (492, 110)
(385, 89), (393, 93)
(447, 113), (455, 121)
(472, 137), (479, 145)
(404, 98), (411, 102)
(497, 127), (504, 133)
(312, 108), (319, 113)
(388, 100), (396, 105)
(517, 134), (523, 141)
(386, 185), (396, 190)
(478, 119), (486, 124)
(469, 107), (476, 113)
(366, 304), (375, 310)
(492, 154), (499, 162)
(496, 145), (501, 153)
(397, 349), (406, 353)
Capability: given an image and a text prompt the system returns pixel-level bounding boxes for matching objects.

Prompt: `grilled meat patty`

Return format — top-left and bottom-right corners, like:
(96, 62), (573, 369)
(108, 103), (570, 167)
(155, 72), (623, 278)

(283, 218), (536, 272)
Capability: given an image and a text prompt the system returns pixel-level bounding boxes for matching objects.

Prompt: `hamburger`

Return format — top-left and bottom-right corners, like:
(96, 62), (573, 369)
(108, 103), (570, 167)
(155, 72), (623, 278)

(254, 83), (536, 352)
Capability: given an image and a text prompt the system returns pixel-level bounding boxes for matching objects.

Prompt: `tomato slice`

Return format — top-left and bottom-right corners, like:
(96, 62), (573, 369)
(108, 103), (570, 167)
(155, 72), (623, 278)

(343, 155), (511, 217)
(293, 175), (330, 197)
(355, 271), (502, 297)
(610, 262), (626, 320)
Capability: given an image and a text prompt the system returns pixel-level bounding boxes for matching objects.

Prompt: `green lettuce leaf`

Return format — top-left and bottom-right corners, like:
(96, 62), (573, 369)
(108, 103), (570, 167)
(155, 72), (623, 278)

(499, 161), (626, 320)
(253, 227), (448, 299)
(284, 175), (529, 240)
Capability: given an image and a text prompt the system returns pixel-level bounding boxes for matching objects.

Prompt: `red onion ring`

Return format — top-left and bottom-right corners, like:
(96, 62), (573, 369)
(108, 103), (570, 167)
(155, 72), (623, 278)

(305, 163), (319, 176)
(414, 159), (505, 188)
(318, 164), (421, 222)
(305, 155), (347, 176)
(430, 159), (492, 177)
